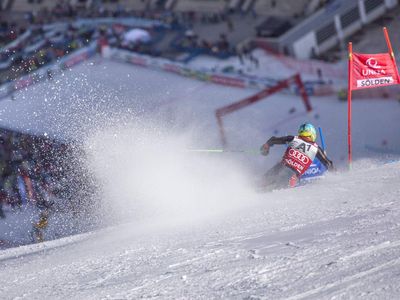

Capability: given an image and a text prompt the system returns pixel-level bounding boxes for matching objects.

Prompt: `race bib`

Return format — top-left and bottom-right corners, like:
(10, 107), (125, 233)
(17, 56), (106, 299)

(283, 137), (318, 175)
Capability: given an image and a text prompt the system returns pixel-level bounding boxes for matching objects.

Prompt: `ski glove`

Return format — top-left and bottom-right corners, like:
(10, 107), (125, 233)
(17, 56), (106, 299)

(260, 143), (270, 156)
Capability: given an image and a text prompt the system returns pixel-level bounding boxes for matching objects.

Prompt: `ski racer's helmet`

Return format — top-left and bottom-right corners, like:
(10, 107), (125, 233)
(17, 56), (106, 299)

(298, 123), (317, 142)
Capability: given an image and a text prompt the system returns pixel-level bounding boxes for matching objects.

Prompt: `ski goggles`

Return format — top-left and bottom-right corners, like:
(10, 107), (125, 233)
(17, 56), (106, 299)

(298, 126), (316, 141)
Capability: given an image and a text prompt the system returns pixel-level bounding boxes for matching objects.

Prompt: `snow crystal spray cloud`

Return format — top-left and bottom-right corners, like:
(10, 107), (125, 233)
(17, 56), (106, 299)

(84, 121), (257, 228)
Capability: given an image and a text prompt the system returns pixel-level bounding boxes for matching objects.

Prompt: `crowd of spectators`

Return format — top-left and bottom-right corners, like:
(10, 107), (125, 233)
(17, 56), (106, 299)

(0, 0), (341, 94)
(0, 21), (25, 48)
(173, 30), (233, 59)
(3, 0), (255, 65)
(18, 1), (182, 28)
(0, 128), (90, 220)
(1, 0), (339, 76)
(1, 1), (184, 85)
(1, 0), (268, 85)
(0, 22), (96, 85)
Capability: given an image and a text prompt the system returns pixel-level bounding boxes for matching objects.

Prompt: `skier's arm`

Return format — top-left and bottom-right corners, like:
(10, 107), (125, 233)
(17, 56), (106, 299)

(266, 135), (295, 146)
(260, 136), (294, 155)
(316, 147), (334, 170)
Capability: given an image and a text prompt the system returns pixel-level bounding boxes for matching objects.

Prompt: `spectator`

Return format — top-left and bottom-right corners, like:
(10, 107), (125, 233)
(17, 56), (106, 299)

(0, 190), (5, 218)
(31, 209), (49, 242)
(0, 127), (93, 219)
(226, 17), (234, 32)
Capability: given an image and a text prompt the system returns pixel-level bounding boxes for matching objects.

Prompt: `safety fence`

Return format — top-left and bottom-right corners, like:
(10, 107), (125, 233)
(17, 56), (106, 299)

(106, 47), (336, 96)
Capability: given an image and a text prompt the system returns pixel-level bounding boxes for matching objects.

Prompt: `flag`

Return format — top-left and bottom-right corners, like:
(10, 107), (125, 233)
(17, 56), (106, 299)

(351, 52), (400, 90)
(347, 27), (400, 165)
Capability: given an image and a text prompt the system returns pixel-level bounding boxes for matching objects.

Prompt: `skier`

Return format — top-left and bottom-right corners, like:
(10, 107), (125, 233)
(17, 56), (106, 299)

(259, 123), (334, 190)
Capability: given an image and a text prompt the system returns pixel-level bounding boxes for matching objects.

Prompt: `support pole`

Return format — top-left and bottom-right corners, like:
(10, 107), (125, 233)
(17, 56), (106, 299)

(294, 74), (312, 112)
(318, 127), (326, 152)
(348, 42), (353, 166)
(383, 27), (400, 82)
(216, 113), (227, 147)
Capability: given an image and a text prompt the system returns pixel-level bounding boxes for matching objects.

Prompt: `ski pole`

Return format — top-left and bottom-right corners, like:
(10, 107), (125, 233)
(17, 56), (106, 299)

(186, 149), (259, 154)
(318, 127), (326, 152)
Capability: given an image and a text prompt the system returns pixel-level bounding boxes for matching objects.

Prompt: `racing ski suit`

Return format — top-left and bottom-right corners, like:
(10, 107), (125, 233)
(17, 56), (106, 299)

(260, 135), (334, 190)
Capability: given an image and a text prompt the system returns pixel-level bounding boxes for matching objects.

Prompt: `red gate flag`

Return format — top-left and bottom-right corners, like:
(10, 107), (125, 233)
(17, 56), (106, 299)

(351, 52), (400, 90)
(347, 27), (400, 166)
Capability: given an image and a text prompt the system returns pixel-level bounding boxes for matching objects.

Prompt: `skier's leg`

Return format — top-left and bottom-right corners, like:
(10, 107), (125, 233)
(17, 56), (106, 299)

(260, 163), (286, 191)
(285, 167), (299, 187)
(274, 166), (299, 189)
(264, 162), (281, 179)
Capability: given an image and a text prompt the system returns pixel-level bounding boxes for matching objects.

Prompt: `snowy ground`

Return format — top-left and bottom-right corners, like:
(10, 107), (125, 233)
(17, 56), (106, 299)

(1, 161), (400, 299)
(188, 48), (346, 84)
(1, 56), (400, 299)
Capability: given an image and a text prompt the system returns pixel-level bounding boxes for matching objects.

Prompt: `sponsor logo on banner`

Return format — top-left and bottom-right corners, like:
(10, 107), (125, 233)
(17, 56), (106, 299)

(211, 75), (246, 88)
(356, 57), (392, 87)
(64, 52), (88, 68)
(352, 52), (400, 90)
(366, 57), (382, 70)
(163, 63), (181, 74)
(131, 56), (147, 66)
(14, 77), (34, 89)
(357, 76), (394, 88)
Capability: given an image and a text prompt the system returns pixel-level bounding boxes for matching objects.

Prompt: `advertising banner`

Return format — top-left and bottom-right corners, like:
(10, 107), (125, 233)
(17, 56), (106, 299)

(351, 53), (400, 90)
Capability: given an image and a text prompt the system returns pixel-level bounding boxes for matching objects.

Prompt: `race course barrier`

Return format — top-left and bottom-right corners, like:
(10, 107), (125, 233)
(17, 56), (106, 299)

(107, 47), (335, 96)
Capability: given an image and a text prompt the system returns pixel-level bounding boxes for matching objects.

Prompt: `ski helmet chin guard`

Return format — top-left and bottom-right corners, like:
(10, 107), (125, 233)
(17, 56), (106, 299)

(298, 123), (317, 142)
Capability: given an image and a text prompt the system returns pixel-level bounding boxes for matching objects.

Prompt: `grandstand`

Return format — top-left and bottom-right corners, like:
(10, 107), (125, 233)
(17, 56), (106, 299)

(174, 0), (226, 13)
(10, 0), (59, 12)
(351, 4), (400, 54)
(253, 0), (309, 17)
(246, 0), (399, 59)
(1, 0), (399, 61)
(3, 0), (314, 15)
(100, 0), (152, 12)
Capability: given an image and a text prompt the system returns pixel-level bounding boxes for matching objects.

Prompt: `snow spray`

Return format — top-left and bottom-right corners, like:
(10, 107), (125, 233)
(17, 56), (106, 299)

(84, 121), (257, 229)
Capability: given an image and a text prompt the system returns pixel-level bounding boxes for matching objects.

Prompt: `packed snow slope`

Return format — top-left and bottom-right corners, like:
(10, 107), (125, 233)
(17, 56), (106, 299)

(1, 57), (400, 298)
(1, 161), (400, 299)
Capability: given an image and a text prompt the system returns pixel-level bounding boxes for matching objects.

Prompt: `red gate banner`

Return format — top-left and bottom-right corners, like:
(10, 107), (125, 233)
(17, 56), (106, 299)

(351, 52), (400, 90)
(347, 27), (400, 165)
